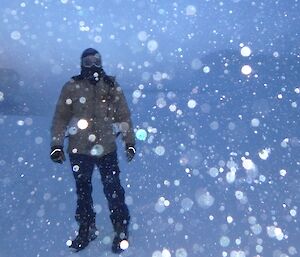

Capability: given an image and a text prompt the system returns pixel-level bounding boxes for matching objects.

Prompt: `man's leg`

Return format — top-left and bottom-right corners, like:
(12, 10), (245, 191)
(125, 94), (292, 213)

(96, 151), (130, 252)
(69, 153), (96, 250)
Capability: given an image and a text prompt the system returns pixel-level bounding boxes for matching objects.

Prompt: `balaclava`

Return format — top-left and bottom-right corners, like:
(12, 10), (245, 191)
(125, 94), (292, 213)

(80, 48), (103, 85)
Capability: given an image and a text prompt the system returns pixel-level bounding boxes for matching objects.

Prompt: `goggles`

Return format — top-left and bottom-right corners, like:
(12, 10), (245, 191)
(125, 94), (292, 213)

(82, 54), (101, 68)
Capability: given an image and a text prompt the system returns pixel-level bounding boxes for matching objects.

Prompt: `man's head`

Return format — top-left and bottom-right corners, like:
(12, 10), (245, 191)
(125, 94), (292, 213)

(81, 48), (102, 68)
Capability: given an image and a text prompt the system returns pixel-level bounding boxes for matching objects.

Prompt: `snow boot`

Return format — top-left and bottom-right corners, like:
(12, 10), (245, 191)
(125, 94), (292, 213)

(69, 224), (90, 252)
(111, 222), (129, 254)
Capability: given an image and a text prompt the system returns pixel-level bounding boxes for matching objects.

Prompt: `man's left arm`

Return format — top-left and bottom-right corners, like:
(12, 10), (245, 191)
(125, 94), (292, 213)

(113, 82), (136, 161)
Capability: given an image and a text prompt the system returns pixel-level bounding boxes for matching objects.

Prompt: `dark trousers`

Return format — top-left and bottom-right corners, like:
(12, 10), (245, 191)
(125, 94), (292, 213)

(69, 151), (130, 230)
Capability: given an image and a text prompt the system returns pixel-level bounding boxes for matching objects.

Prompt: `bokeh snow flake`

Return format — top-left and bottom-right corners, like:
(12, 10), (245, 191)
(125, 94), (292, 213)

(35, 136), (43, 144)
(90, 144), (104, 156)
(267, 226), (285, 241)
(77, 119), (88, 130)
(187, 99), (197, 109)
(258, 148), (271, 160)
(138, 31), (149, 42)
(147, 40), (158, 52)
(94, 35), (102, 43)
(136, 129), (147, 141)
(195, 189), (215, 209)
(240, 46), (252, 57)
(154, 145), (165, 156)
(11, 31), (21, 40)
(155, 197), (169, 213)
(226, 170), (236, 183)
(241, 65), (252, 75)
(68, 126), (78, 135)
(230, 250), (246, 257)
(120, 240), (129, 250)
(88, 134), (96, 142)
(185, 5), (197, 16)
(176, 248), (188, 257)
(181, 197), (194, 211)
(65, 98), (72, 105)
(203, 66), (211, 73)
(191, 58), (202, 70)
(242, 158), (256, 170)
(279, 169), (287, 176)
(220, 236), (230, 247)
(156, 97), (167, 108)
(162, 249), (171, 257)
(208, 167), (219, 178)
(251, 118), (260, 127)
(72, 165), (80, 172)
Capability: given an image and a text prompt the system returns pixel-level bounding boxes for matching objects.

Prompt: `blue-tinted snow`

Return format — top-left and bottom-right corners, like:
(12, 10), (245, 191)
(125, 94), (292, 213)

(0, 1), (299, 257)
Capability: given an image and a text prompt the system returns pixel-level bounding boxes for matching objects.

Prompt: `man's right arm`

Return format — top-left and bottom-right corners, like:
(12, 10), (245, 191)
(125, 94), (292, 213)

(50, 83), (73, 149)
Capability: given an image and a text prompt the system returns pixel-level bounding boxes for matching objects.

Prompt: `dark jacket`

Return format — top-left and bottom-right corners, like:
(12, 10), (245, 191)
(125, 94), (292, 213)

(51, 77), (135, 156)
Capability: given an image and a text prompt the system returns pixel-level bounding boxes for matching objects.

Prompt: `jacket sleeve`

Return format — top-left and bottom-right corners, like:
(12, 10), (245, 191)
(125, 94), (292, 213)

(113, 82), (136, 146)
(50, 83), (73, 148)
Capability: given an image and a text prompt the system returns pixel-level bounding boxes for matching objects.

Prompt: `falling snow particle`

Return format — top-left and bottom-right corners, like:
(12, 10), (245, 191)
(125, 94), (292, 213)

(66, 240), (72, 246)
(154, 146), (165, 156)
(169, 104), (177, 112)
(185, 5), (197, 16)
(279, 169), (287, 176)
(210, 121), (219, 130)
(175, 248), (188, 257)
(90, 144), (104, 156)
(120, 240), (129, 250)
(220, 236), (230, 247)
(147, 40), (158, 52)
(138, 31), (148, 41)
(230, 250), (246, 257)
(77, 119), (88, 129)
(251, 118), (260, 127)
(203, 66), (210, 73)
(11, 31), (21, 40)
(242, 158), (256, 170)
(240, 46), (252, 57)
(68, 127), (78, 135)
(79, 97), (86, 104)
(191, 58), (202, 70)
(195, 189), (215, 209)
(235, 191), (244, 200)
(290, 209), (297, 217)
(72, 165), (80, 172)
(94, 35), (102, 43)
(226, 170), (236, 183)
(258, 148), (271, 160)
(162, 248), (171, 257)
(267, 226), (284, 241)
(156, 97), (167, 108)
(209, 167), (219, 177)
(281, 138), (289, 148)
(187, 99), (197, 109)
(66, 98), (72, 105)
(241, 65), (252, 75)
(181, 198), (194, 211)
(136, 129), (147, 141)
(227, 216), (233, 224)
(35, 137), (43, 144)
(88, 134), (96, 142)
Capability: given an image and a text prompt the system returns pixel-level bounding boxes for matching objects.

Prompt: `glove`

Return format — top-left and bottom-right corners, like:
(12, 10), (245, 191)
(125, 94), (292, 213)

(50, 146), (66, 164)
(125, 144), (136, 162)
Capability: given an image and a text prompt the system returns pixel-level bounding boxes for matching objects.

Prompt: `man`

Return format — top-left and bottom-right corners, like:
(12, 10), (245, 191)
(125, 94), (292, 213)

(50, 48), (136, 253)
